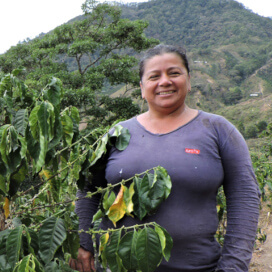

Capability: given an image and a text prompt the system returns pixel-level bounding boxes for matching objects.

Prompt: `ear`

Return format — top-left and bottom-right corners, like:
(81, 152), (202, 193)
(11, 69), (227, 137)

(140, 81), (145, 99)
(187, 75), (191, 93)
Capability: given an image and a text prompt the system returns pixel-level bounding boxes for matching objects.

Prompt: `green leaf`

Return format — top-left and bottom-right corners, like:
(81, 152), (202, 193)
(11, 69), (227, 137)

(13, 254), (44, 272)
(145, 173), (165, 213)
(154, 225), (173, 262)
(25, 126), (40, 162)
(118, 231), (139, 271)
(155, 166), (172, 199)
(45, 77), (62, 107)
(0, 125), (11, 166)
(18, 135), (27, 159)
(39, 217), (67, 264)
(6, 225), (23, 268)
(132, 176), (149, 220)
(92, 209), (105, 223)
(124, 182), (134, 216)
(135, 227), (162, 272)
(70, 106), (80, 124)
(99, 232), (109, 268)
(90, 134), (109, 167)
(63, 231), (80, 260)
(0, 229), (10, 255)
(48, 111), (63, 150)
(13, 109), (28, 137)
(29, 105), (40, 141)
(38, 101), (55, 143)
(9, 161), (28, 197)
(0, 174), (6, 195)
(0, 255), (11, 271)
(110, 125), (131, 151)
(104, 229), (122, 272)
(102, 190), (116, 211)
(27, 229), (39, 256)
(61, 114), (73, 146)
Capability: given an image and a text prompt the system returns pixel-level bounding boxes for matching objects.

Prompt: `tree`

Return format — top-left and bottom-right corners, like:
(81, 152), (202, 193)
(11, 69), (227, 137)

(0, 2), (157, 90)
(0, 1), (158, 129)
(223, 86), (243, 105)
(0, 72), (173, 271)
(245, 125), (258, 139)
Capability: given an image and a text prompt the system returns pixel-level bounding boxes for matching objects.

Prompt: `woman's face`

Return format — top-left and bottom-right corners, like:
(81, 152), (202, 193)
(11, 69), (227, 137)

(140, 53), (191, 113)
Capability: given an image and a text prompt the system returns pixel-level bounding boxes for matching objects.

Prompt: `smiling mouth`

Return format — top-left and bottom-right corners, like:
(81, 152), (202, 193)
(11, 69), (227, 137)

(157, 90), (176, 95)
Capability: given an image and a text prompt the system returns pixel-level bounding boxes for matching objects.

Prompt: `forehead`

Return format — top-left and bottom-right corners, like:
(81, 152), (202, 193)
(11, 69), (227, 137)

(144, 53), (185, 71)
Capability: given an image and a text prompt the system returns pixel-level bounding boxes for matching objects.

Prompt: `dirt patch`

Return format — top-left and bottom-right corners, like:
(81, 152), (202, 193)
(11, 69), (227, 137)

(250, 208), (272, 271)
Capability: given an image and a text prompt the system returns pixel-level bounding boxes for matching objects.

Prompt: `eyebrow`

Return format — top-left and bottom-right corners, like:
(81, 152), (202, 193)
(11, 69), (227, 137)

(147, 67), (183, 73)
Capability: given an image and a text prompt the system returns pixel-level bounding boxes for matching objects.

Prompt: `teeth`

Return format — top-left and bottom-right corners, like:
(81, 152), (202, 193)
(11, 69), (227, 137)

(158, 91), (175, 95)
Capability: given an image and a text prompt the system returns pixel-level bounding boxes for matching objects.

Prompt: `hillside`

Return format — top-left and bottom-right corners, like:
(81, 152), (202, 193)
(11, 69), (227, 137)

(121, 0), (272, 98)
(1, 0), (272, 140)
(118, 0), (272, 141)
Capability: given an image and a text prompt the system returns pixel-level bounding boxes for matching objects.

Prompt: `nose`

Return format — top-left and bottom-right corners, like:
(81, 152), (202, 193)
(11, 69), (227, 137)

(158, 73), (172, 86)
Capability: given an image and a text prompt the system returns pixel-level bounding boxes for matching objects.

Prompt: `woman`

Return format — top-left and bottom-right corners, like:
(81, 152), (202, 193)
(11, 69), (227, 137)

(70, 44), (260, 272)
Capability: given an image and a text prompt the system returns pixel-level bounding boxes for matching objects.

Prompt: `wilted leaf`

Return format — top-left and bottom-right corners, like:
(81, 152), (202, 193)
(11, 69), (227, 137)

(107, 185), (127, 226)
(3, 198), (10, 219)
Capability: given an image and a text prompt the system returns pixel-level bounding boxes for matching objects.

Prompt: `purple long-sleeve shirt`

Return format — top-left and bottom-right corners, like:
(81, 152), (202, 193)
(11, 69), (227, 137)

(76, 111), (260, 272)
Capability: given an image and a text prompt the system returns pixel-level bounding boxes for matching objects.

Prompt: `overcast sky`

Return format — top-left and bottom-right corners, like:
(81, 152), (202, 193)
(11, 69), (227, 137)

(0, 0), (271, 54)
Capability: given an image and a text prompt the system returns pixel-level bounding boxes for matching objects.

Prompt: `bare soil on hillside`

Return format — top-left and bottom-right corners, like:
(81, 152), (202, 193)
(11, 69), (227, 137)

(250, 206), (272, 271)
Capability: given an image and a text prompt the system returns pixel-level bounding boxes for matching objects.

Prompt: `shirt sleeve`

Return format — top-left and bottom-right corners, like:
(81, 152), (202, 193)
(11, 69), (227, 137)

(75, 169), (107, 253)
(215, 124), (260, 271)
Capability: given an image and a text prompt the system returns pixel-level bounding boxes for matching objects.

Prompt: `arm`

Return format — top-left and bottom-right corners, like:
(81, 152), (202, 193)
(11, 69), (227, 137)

(216, 127), (260, 271)
(72, 170), (107, 270)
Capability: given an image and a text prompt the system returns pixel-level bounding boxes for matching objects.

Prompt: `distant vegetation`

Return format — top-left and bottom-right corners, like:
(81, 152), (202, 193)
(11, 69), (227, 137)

(1, 0), (272, 141)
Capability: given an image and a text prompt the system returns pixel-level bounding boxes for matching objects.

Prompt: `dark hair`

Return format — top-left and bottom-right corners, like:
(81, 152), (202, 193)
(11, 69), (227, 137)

(139, 44), (190, 81)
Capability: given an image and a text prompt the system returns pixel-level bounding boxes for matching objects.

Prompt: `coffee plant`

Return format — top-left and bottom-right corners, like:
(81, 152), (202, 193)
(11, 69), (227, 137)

(0, 70), (173, 272)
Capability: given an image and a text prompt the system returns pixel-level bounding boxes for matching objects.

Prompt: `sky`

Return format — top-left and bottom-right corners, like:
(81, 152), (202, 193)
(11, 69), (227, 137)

(0, 0), (272, 54)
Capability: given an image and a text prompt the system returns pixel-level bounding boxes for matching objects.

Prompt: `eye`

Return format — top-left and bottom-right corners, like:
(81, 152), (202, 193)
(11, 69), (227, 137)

(169, 71), (181, 76)
(148, 74), (159, 80)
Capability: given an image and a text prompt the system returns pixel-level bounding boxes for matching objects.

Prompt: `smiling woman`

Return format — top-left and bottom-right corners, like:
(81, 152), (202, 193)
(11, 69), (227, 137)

(74, 44), (260, 272)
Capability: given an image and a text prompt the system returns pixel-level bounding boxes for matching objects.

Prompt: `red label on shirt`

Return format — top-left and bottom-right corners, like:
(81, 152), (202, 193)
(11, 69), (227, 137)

(185, 148), (200, 154)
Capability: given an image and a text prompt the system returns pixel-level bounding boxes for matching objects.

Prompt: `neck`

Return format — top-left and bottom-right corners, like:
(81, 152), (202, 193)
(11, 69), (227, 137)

(147, 104), (188, 120)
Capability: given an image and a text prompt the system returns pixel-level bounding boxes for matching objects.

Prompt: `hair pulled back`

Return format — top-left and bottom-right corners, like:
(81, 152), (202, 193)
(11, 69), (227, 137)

(139, 44), (190, 81)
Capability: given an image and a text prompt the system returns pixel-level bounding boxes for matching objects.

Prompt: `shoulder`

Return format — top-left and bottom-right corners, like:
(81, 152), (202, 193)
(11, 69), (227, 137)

(197, 111), (245, 148)
(197, 111), (236, 133)
(113, 117), (137, 130)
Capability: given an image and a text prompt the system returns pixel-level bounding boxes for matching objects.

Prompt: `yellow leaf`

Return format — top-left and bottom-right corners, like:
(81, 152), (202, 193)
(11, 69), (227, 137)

(107, 185), (127, 227)
(124, 182), (134, 216)
(39, 169), (52, 180)
(99, 232), (109, 255)
(4, 197), (10, 219)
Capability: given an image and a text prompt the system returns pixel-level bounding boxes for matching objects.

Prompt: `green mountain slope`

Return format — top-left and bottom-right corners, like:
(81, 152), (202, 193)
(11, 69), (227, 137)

(1, 0), (272, 143)
(119, 0), (272, 140)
